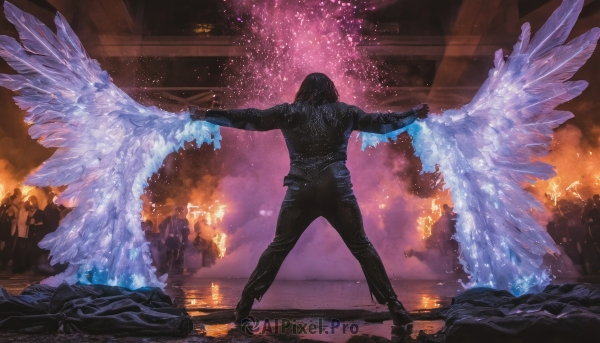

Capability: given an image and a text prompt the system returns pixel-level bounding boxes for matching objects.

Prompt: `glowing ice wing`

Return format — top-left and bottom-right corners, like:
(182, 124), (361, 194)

(0, 2), (220, 289)
(362, 0), (599, 295)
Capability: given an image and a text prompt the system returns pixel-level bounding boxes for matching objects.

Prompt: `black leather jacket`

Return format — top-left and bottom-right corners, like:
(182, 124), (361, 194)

(200, 102), (417, 185)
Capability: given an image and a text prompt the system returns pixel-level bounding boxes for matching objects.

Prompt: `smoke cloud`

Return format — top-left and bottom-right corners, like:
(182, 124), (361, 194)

(186, 0), (436, 280)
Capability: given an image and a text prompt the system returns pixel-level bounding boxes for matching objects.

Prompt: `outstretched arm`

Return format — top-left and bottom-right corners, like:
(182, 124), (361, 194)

(351, 104), (428, 134)
(191, 104), (289, 131)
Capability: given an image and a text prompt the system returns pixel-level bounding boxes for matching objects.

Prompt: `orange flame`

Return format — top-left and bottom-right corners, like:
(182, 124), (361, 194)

(187, 200), (228, 258)
(213, 232), (227, 258)
(416, 215), (435, 239)
(187, 202), (226, 227)
(532, 126), (600, 208)
(416, 198), (445, 239)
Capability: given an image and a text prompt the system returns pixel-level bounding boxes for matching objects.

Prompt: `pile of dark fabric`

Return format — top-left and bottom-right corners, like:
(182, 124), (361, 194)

(0, 283), (193, 336)
(440, 283), (600, 343)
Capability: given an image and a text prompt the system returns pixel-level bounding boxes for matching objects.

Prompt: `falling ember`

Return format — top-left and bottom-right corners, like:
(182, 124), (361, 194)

(546, 177), (562, 206)
(213, 232), (227, 259)
(565, 181), (584, 202)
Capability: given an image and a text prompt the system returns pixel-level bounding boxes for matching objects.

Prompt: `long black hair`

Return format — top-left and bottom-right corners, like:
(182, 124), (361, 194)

(294, 73), (339, 106)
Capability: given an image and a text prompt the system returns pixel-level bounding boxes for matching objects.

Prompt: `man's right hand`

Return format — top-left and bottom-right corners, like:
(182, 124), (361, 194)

(413, 104), (429, 119)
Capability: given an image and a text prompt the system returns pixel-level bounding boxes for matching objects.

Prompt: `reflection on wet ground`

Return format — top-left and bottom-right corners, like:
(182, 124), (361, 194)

(203, 322), (237, 338)
(165, 277), (458, 311)
(3, 274), (598, 342)
(0, 273), (44, 294)
(0, 274), (456, 341)
(164, 277), (458, 341)
(0, 273), (459, 311)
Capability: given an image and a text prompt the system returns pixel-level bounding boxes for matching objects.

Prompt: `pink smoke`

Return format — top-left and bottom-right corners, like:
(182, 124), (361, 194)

(195, 0), (436, 280)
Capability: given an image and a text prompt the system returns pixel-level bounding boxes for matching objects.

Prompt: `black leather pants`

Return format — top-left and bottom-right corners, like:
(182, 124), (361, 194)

(241, 163), (398, 304)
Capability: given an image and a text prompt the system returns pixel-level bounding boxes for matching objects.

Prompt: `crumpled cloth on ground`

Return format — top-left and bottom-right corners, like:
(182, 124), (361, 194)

(0, 283), (193, 336)
(441, 283), (600, 343)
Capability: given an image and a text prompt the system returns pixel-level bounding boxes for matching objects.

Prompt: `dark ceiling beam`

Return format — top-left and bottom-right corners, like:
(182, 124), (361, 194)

(46, 0), (74, 21)
(81, 35), (509, 58)
(49, 0), (135, 34)
(2, 0), (55, 29)
(121, 86), (480, 111)
(519, 0), (596, 29)
(427, 0), (517, 110)
(85, 0), (135, 34)
(358, 36), (511, 58)
(83, 35), (245, 57)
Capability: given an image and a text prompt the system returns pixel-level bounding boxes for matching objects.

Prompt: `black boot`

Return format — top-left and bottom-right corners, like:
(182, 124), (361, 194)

(388, 298), (413, 327)
(234, 295), (254, 325)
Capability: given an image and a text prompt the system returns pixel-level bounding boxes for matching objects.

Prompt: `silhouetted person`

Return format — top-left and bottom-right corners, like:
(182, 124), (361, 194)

(142, 219), (154, 234)
(0, 195), (13, 269)
(43, 194), (61, 235)
(159, 206), (189, 274)
(192, 222), (219, 268)
(546, 219), (559, 244)
(33, 193), (69, 274)
(591, 195), (600, 245)
(582, 196), (600, 274)
(552, 199), (594, 273)
(1, 193), (20, 270)
(174, 216), (190, 274)
(442, 204), (460, 273)
(26, 196), (44, 271)
(191, 72), (428, 327)
(12, 194), (32, 273)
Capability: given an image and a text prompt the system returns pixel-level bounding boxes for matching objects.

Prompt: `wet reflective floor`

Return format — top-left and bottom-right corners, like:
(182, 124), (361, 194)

(0, 273), (460, 312)
(2, 273), (597, 342)
(164, 277), (457, 341)
(165, 277), (459, 311)
(0, 273), (455, 341)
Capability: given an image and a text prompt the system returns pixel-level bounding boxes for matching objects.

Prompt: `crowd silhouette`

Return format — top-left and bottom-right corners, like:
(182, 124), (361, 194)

(3, 185), (599, 278)
(0, 187), (220, 276)
(0, 188), (68, 274)
(144, 205), (221, 276)
(547, 196), (600, 275)
(408, 197), (600, 278)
